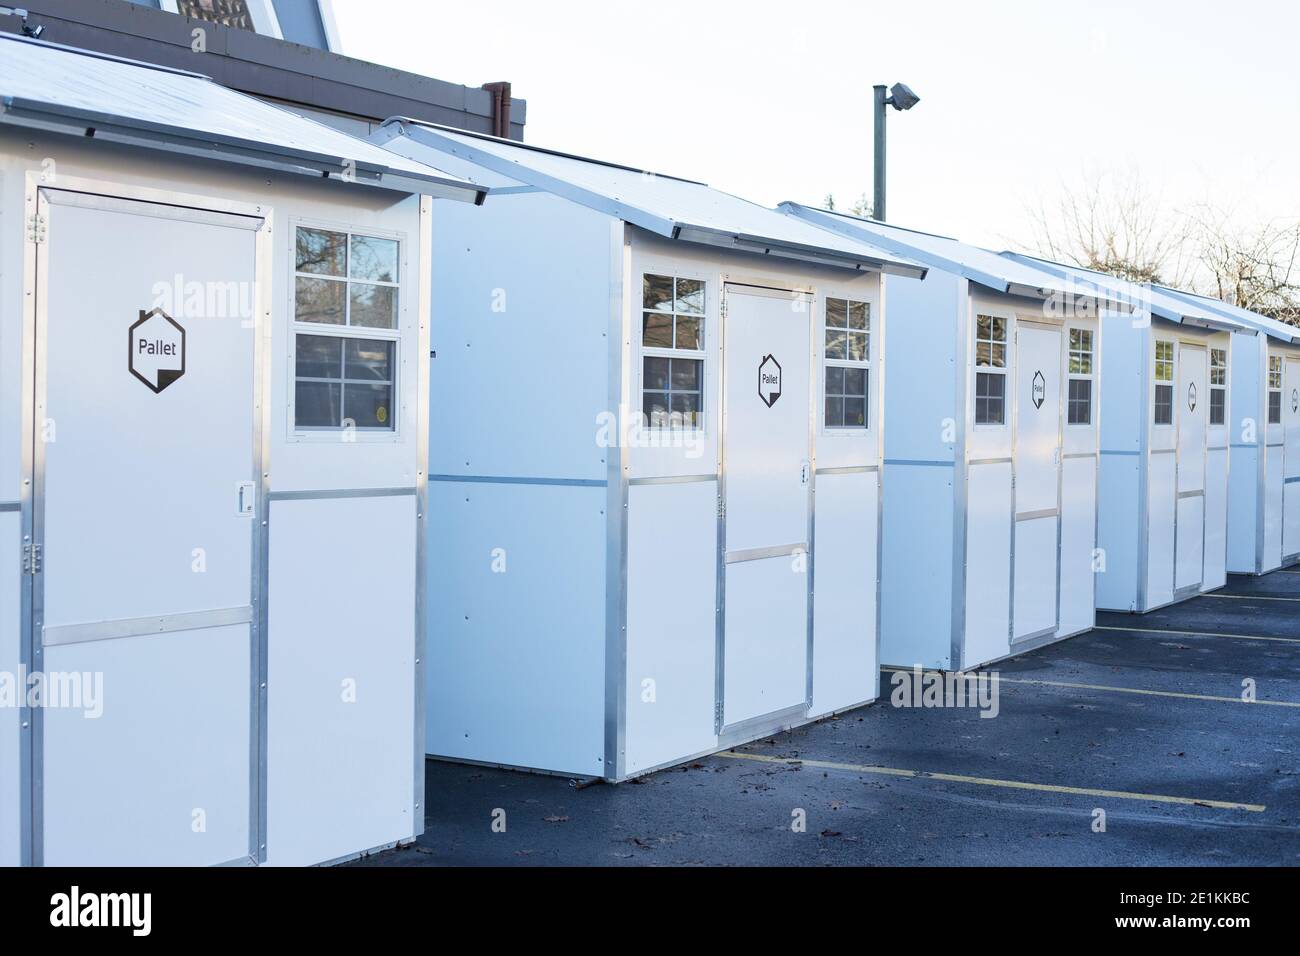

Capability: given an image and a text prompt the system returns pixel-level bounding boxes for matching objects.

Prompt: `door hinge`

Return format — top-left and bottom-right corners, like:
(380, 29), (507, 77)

(717, 495), (725, 519)
(714, 700), (724, 725)
(22, 543), (42, 575)
(26, 214), (46, 244)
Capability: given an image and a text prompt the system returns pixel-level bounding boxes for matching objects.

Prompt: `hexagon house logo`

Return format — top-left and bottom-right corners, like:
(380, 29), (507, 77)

(129, 308), (186, 394)
(758, 353), (782, 408)
(1031, 370), (1046, 409)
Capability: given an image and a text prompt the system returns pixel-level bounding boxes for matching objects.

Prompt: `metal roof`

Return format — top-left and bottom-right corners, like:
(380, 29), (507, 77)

(372, 119), (928, 278)
(0, 34), (485, 203)
(1154, 285), (1299, 345)
(1000, 253), (1250, 335)
(779, 204), (1126, 309)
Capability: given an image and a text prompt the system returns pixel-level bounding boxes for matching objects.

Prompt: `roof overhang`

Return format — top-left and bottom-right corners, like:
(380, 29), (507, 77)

(0, 95), (486, 203)
(673, 224), (927, 277)
(379, 119), (924, 275)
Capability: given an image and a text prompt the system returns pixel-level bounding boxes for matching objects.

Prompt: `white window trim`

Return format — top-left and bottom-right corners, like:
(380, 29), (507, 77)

(288, 220), (406, 443)
(1153, 338), (1176, 428)
(1066, 326), (1095, 427)
(1268, 355), (1284, 424)
(1209, 347), (1228, 426)
(821, 294), (872, 433)
(639, 271), (708, 433)
(972, 310), (1011, 429)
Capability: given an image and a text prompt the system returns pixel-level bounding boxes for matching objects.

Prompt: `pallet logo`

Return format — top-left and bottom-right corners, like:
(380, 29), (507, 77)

(758, 353), (782, 408)
(128, 308), (186, 394)
(1031, 369), (1045, 409)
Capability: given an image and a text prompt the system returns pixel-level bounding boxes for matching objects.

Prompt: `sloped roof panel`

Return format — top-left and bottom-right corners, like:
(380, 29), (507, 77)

(0, 35), (484, 202)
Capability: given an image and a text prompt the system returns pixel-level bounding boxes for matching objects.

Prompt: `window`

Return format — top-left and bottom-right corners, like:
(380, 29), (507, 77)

(824, 297), (870, 428)
(642, 274), (704, 428)
(1153, 340), (1174, 425)
(294, 226), (399, 431)
(1209, 348), (1227, 426)
(1067, 328), (1094, 425)
(1269, 355), (1283, 424)
(974, 314), (1007, 425)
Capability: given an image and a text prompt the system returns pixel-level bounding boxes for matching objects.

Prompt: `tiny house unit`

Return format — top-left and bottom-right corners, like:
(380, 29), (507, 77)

(1158, 287), (1300, 574)
(373, 120), (926, 779)
(1005, 258), (1246, 613)
(0, 37), (485, 866)
(781, 206), (1114, 671)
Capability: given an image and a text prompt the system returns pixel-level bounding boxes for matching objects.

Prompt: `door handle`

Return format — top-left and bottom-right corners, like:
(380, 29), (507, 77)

(800, 460), (811, 485)
(237, 480), (256, 516)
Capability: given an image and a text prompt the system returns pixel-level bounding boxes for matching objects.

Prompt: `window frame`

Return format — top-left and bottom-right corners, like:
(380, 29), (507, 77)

(289, 220), (405, 442)
(973, 311), (1010, 428)
(821, 295), (872, 433)
(1209, 347), (1227, 427)
(1268, 354), (1283, 425)
(1066, 326), (1095, 426)
(639, 271), (708, 432)
(1153, 339), (1175, 427)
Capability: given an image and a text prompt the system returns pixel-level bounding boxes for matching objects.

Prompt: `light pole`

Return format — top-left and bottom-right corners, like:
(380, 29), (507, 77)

(872, 82), (920, 222)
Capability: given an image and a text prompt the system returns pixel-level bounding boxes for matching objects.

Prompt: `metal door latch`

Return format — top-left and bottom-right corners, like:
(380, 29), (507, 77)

(237, 480), (256, 516)
(800, 461), (811, 485)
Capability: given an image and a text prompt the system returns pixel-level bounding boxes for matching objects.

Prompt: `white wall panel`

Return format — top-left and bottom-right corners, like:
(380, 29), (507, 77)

(1059, 456), (1097, 635)
(1203, 447), (1229, 590)
(811, 471), (878, 717)
(0, 511), (21, 866)
(267, 495), (416, 866)
(964, 463), (1011, 669)
(1146, 452), (1177, 607)
(427, 481), (606, 777)
(624, 480), (718, 775)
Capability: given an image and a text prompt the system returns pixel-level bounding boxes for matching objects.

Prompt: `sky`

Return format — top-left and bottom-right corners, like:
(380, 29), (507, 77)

(334, 0), (1300, 256)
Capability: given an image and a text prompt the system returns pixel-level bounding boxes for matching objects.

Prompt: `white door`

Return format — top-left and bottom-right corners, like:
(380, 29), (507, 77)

(720, 285), (811, 729)
(1175, 345), (1207, 590)
(32, 189), (263, 865)
(1284, 358), (1300, 559)
(1013, 324), (1061, 642)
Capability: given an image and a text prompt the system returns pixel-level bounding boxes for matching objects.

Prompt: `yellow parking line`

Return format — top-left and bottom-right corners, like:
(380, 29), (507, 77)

(718, 751), (1265, 812)
(1094, 625), (1300, 645)
(1202, 592), (1300, 602)
(995, 676), (1300, 707)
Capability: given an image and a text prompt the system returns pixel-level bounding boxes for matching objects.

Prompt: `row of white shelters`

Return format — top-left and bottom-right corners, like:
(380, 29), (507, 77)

(1003, 257), (1249, 613)
(778, 206), (1117, 671)
(1156, 287), (1300, 574)
(0, 36), (484, 866)
(372, 120), (926, 779)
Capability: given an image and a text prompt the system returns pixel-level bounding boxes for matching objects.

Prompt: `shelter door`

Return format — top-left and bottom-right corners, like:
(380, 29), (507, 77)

(1175, 345), (1207, 590)
(719, 285), (812, 730)
(1012, 324), (1062, 642)
(30, 189), (263, 865)
(1284, 358), (1300, 558)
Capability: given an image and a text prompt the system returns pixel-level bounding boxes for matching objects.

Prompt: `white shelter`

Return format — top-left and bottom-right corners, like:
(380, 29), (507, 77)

(0, 37), (484, 866)
(1004, 257), (1248, 613)
(781, 206), (1117, 671)
(1157, 287), (1300, 574)
(373, 120), (926, 779)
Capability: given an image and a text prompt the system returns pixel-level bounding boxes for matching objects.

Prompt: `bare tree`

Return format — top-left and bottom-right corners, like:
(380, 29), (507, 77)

(1025, 168), (1195, 286)
(822, 193), (873, 219)
(1191, 207), (1300, 326)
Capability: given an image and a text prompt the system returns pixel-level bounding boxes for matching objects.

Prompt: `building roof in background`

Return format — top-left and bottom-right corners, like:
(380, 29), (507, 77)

(1155, 285), (1300, 345)
(1, 0), (525, 140)
(0, 34), (486, 202)
(1002, 253), (1251, 334)
(373, 120), (928, 277)
(780, 205), (1126, 310)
